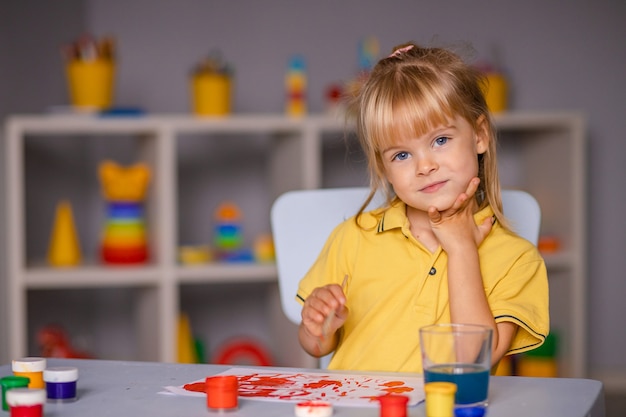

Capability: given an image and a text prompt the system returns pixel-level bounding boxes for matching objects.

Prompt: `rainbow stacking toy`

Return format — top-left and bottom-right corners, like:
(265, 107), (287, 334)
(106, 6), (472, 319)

(98, 160), (151, 264)
(214, 202), (253, 262)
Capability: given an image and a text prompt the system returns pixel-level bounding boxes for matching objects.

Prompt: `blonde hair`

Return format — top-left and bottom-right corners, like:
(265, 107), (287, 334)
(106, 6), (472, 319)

(349, 42), (506, 228)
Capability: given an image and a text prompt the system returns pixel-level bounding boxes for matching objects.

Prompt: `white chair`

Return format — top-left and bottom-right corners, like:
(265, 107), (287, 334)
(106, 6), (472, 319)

(270, 187), (541, 366)
(271, 187), (381, 326)
(500, 189), (541, 246)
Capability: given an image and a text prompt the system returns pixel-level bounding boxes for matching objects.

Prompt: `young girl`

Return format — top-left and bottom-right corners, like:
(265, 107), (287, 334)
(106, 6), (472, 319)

(296, 42), (549, 373)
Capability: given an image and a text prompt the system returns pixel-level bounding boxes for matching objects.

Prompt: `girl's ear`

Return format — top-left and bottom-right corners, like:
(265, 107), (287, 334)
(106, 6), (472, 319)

(475, 114), (490, 154)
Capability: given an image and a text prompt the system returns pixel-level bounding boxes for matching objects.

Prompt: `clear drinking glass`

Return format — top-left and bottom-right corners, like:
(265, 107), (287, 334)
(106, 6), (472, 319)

(420, 323), (493, 412)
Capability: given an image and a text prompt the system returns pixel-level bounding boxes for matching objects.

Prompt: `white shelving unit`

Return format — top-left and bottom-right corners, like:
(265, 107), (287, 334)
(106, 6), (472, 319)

(3, 112), (586, 376)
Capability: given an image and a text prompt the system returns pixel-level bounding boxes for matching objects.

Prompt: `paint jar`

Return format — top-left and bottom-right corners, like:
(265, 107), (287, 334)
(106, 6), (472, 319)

(377, 394), (409, 417)
(12, 357), (46, 389)
(1, 376), (30, 411)
(5, 388), (46, 417)
(206, 375), (238, 411)
(43, 366), (79, 402)
(424, 382), (457, 417)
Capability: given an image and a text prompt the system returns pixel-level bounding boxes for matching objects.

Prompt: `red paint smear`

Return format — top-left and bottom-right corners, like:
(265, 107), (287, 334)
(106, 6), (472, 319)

(239, 373), (295, 386)
(237, 374), (310, 399)
(183, 382), (205, 393)
(304, 379), (342, 389)
(382, 381), (405, 387)
(380, 380), (414, 394)
(383, 386), (414, 394)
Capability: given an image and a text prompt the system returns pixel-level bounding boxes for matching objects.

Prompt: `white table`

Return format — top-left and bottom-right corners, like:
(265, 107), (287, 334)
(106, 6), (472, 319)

(0, 359), (605, 416)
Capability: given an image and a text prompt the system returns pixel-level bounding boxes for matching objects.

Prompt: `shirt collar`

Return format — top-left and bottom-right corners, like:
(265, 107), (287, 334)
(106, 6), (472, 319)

(377, 201), (495, 233)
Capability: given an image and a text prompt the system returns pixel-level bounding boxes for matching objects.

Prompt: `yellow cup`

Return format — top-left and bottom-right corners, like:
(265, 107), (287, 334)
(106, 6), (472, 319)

(483, 73), (508, 113)
(192, 73), (232, 116)
(66, 60), (115, 110)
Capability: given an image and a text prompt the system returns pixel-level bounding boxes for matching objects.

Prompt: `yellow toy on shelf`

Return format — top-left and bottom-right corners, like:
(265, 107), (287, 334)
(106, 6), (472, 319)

(47, 200), (82, 267)
(98, 160), (151, 264)
(177, 313), (197, 364)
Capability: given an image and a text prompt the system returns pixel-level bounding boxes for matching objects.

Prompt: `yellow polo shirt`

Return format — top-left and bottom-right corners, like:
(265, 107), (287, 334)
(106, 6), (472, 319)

(296, 201), (549, 373)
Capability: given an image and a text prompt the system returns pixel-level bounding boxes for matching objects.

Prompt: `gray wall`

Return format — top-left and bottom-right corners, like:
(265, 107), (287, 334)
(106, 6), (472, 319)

(1, 0), (625, 383)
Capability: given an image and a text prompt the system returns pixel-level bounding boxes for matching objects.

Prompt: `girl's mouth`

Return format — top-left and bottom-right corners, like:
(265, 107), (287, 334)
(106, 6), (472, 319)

(420, 181), (447, 193)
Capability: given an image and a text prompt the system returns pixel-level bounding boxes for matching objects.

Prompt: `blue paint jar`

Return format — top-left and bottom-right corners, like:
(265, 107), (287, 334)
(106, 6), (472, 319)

(43, 367), (78, 402)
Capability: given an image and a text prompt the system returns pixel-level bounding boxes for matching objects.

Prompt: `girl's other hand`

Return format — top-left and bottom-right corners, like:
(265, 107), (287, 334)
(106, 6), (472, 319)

(301, 284), (348, 339)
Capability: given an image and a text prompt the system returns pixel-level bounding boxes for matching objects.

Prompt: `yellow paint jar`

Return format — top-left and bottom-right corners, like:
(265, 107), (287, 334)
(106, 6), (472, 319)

(66, 59), (115, 110)
(191, 73), (232, 116)
(483, 73), (508, 113)
(424, 381), (456, 417)
(12, 357), (47, 389)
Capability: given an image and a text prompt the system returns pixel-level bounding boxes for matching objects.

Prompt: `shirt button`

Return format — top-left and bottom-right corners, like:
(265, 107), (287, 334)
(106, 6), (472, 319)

(429, 267), (436, 275)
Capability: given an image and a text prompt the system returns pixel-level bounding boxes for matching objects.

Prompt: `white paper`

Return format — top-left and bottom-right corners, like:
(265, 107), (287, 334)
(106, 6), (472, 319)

(163, 367), (424, 407)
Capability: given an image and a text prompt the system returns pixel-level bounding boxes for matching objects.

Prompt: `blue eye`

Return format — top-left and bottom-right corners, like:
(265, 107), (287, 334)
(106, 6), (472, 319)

(434, 136), (449, 146)
(393, 151), (409, 161)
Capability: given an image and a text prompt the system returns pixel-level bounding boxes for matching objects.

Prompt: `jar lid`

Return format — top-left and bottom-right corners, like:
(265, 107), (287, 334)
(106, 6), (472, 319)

(295, 400), (333, 417)
(377, 394), (409, 417)
(0, 376), (31, 389)
(6, 388), (47, 406)
(43, 366), (79, 382)
(425, 381), (457, 394)
(12, 357), (47, 372)
(205, 375), (238, 390)
(454, 406), (486, 417)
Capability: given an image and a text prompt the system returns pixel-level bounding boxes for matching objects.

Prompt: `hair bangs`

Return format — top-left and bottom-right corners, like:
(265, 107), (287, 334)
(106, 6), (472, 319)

(362, 74), (457, 152)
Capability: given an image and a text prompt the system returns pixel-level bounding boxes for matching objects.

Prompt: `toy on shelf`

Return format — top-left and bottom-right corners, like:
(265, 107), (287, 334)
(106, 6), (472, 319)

(98, 160), (151, 264)
(62, 33), (116, 111)
(191, 50), (234, 116)
(476, 47), (509, 113)
(329, 36), (379, 117)
(324, 83), (345, 116)
(253, 234), (275, 263)
(538, 235), (561, 254)
(357, 35), (379, 74)
(212, 337), (273, 367)
(517, 332), (559, 377)
(285, 54), (307, 117)
(178, 245), (212, 265)
(37, 324), (92, 359)
(213, 202), (253, 262)
(177, 313), (206, 363)
(47, 200), (82, 267)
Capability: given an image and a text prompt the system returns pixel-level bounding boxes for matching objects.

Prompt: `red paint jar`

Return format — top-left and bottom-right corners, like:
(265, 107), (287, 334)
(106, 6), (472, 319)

(206, 375), (238, 411)
(6, 388), (46, 417)
(378, 394), (409, 417)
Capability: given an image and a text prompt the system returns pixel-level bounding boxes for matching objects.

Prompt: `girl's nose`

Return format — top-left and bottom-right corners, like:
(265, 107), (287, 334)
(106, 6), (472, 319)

(416, 155), (437, 175)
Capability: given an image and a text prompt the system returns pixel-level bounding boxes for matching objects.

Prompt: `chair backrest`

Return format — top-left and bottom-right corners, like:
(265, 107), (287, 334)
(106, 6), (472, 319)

(270, 187), (541, 326)
(501, 189), (541, 246)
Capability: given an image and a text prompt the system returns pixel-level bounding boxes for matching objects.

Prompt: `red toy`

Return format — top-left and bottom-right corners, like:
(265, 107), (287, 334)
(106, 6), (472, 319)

(37, 325), (92, 359)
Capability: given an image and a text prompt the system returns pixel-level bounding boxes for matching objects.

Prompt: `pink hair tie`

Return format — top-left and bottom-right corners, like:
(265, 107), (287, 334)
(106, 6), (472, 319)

(388, 45), (414, 58)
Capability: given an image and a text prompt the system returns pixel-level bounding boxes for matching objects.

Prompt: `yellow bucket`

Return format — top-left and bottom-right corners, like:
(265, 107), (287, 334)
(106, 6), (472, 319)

(191, 73), (232, 116)
(483, 73), (508, 113)
(66, 60), (115, 110)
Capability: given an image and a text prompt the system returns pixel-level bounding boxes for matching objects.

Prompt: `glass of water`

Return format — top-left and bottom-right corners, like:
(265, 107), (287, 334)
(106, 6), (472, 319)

(420, 323), (493, 412)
